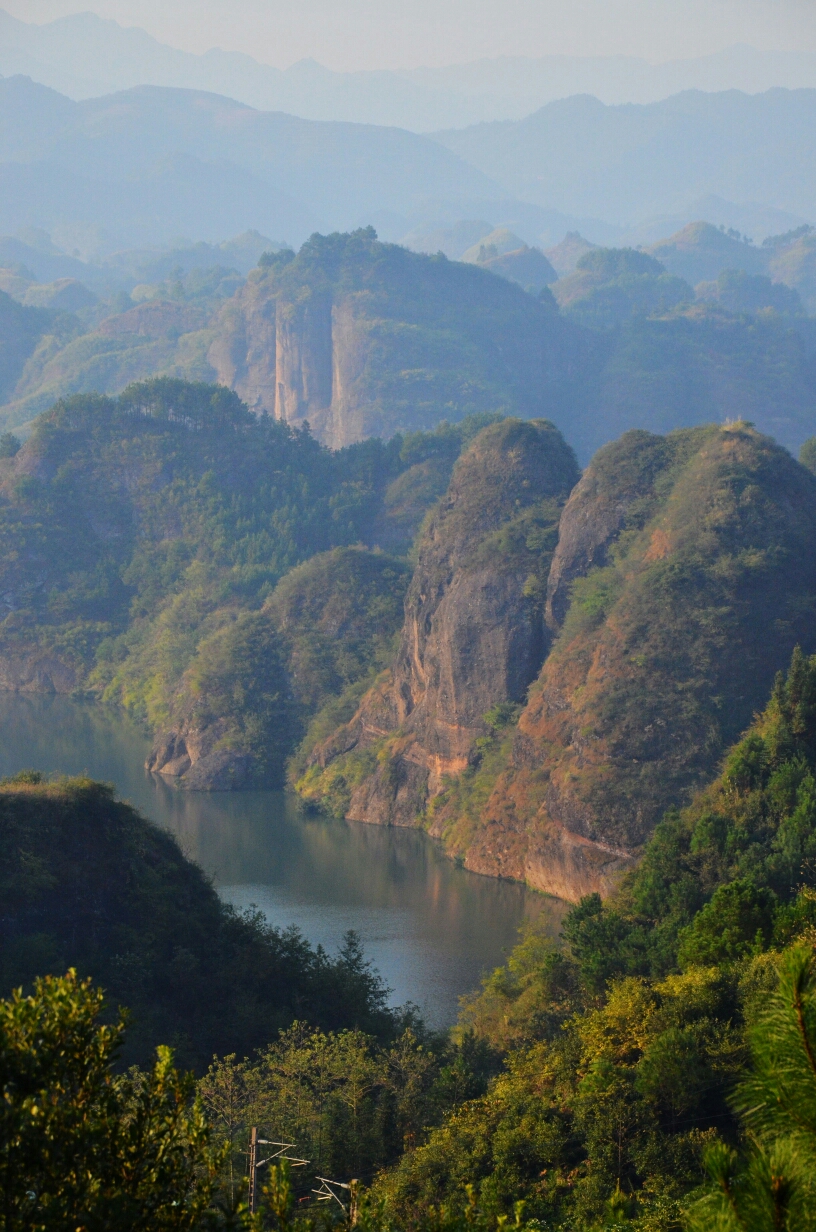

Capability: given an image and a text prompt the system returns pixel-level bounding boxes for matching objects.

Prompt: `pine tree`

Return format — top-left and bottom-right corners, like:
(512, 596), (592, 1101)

(688, 947), (816, 1232)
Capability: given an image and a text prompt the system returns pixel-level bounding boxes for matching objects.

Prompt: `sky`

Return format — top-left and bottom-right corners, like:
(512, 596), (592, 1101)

(4, 0), (816, 70)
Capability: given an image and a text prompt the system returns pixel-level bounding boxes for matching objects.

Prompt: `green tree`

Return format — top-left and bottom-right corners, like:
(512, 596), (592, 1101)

(198, 1055), (252, 1205)
(689, 947), (816, 1232)
(0, 970), (224, 1231)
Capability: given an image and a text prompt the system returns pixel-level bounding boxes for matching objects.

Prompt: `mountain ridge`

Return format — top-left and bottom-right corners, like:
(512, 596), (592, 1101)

(5, 11), (816, 128)
(302, 421), (816, 900)
(433, 88), (816, 225)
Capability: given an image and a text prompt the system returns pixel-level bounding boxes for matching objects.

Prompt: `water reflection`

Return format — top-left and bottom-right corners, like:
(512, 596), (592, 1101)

(0, 693), (568, 1025)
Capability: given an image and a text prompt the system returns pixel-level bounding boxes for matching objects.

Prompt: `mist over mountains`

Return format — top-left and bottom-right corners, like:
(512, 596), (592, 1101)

(4, 9), (816, 130)
(0, 73), (813, 255)
(435, 89), (816, 225)
(0, 76), (497, 251)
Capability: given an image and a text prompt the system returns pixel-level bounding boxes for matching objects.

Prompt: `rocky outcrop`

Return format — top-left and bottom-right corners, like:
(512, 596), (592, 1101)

(208, 268), (370, 443)
(453, 424), (816, 898)
(146, 721), (255, 791)
(545, 429), (672, 628)
(0, 648), (77, 693)
(273, 292), (334, 426)
(302, 418), (579, 821)
(304, 422), (816, 901)
(209, 230), (581, 449)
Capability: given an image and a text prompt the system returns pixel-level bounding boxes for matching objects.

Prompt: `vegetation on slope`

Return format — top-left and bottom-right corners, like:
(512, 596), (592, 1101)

(9, 668), (816, 1231)
(0, 971), (224, 1232)
(435, 423), (816, 893)
(552, 248), (692, 328)
(0, 773), (397, 1070)
(267, 547), (412, 779)
(373, 650), (816, 1230)
(0, 288), (54, 403)
(695, 268), (803, 315)
(0, 378), (492, 785)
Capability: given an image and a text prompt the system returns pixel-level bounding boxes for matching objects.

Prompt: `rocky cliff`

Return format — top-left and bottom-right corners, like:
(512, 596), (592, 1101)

(298, 418), (580, 820)
(302, 422), (816, 901)
(443, 424), (816, 898)
(208, 230), (580, 449)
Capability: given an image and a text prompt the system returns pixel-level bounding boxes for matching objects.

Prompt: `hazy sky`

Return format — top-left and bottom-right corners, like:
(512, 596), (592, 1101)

(5, 0), (816, 70)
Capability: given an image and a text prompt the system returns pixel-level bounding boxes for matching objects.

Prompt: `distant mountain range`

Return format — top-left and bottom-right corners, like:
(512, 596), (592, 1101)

(0, 74), (813, 255)
(4, 9), (816, 130)
(434, 89), (816, 225)
(0, 76), (498, 251)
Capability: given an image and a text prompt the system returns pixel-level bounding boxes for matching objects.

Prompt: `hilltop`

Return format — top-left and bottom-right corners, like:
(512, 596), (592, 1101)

(304, 422), (816, 899)
(0, 772), (395, 1069)
(207, 231), (578, 447)
(2, 230), (815, 462)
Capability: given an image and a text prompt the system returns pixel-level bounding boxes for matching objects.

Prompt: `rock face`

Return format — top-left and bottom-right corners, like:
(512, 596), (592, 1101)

(146, 723), (255, 791)
(304, 422), (816, 901)
(0, 649), (77, 693)
(209, 230), (581, 449)
(302, 419), (580, 821)
(454, 424), (816, 898)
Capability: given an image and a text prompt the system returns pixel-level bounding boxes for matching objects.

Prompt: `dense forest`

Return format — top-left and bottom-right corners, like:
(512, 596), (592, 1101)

(7, 653), (816, 1229)
(0, 772), (400, 1072)
(2, 232), (816, 1229)
(0, 377), (498, 788)
(2, 228), (816, 462)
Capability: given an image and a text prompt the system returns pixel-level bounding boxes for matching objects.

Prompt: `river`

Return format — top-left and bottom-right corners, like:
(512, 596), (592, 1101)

(0, 692), (567, 1026)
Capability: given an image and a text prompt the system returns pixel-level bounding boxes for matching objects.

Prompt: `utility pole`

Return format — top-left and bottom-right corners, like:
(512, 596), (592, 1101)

(248, 1126), (259, 1215)
(247, 1129), (309, 1214)
(313, 1176), (360, 1223)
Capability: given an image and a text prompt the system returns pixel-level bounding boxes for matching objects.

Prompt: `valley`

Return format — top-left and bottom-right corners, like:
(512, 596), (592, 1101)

(5, 22), (816, 1228)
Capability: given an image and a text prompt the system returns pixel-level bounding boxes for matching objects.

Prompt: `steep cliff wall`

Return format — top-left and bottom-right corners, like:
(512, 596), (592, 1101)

(208, 271), (277, 415)
(209, 230), (581, 449)
(299, 418), (580, 820)
(446, 424), (816, 898)
(273, 292), (333, 427)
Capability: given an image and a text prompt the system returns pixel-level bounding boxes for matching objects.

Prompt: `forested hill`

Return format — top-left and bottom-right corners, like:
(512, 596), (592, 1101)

(207, 232), (580, 448)
(0, 377), (499, 788)
(303, 422), (816, 900)
(372, 648), (816, 1230)
(4, 230), (816, 462)
(0, 772), (397, 1070)
(6, 377), (816, 913)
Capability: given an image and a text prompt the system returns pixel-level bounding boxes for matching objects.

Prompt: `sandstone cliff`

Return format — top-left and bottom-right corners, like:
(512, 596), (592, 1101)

(447, 424), (816, 898)
(302, 422), (816, 901)
(299, 418), (580, 820)
(209, 230), (580, 449)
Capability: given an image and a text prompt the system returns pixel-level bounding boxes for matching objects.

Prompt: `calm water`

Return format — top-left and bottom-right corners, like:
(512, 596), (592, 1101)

(0, 693), (567, 1026)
